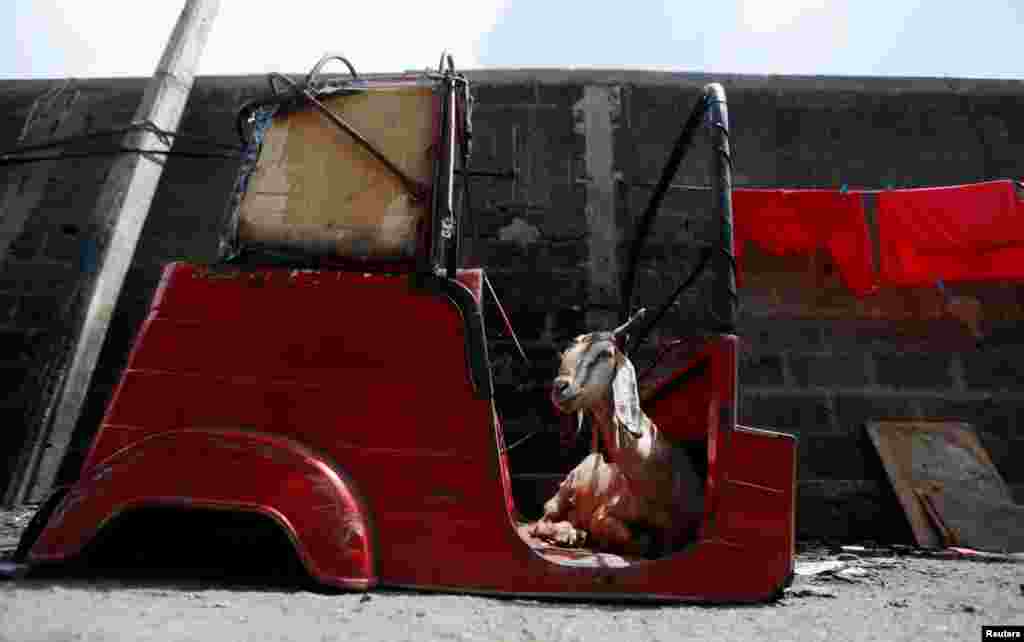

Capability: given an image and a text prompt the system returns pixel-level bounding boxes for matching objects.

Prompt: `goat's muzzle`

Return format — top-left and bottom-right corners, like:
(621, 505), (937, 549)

(550, 376), (579, 412)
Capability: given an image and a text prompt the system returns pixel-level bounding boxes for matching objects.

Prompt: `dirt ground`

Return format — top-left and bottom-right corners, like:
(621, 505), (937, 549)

(2, 505), (1023, 642)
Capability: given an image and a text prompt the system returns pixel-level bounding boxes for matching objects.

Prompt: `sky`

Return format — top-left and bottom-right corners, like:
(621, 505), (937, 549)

(3, 0), (1022, 80)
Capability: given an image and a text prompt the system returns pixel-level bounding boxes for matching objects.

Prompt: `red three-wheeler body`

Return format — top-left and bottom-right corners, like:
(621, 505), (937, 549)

(19, 62), (797, 602)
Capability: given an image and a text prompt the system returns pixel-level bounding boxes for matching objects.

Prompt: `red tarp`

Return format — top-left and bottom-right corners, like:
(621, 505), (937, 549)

(875, 180), (1024, 287)
(732, 180), (1024, 295)
(733, 188), (877, 296)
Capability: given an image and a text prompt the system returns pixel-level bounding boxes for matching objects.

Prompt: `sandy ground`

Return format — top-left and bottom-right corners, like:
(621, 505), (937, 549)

(2, 506), (1023, 642)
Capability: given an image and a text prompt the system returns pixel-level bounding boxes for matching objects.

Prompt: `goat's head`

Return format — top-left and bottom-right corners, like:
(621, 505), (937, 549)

(550, 310), (647, 437)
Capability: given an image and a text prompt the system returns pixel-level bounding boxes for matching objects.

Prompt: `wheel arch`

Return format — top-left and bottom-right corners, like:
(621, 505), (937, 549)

(28, 428), (376, 591)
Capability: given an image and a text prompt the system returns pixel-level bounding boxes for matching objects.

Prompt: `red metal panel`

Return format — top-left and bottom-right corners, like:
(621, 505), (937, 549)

(51, 262), (795, 602)
(643, 336), (738, 443)
(719, 427), (798, 573)
(33, 429), (374, 590)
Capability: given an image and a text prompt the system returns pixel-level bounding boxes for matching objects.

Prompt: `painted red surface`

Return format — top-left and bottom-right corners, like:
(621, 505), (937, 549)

(877, 179), (1024, 287)
(30, 262), (796, 602)
(733, 180), (1024, 293)
(733, 188), (877, 296)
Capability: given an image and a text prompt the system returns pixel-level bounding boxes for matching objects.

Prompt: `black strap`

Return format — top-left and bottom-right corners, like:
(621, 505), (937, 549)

(483, 273), (530, 368)
(625, 246), (714, 356)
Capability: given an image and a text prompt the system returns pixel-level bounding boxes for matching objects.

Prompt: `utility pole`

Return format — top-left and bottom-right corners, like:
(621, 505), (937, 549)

(8, 0), (220, 505)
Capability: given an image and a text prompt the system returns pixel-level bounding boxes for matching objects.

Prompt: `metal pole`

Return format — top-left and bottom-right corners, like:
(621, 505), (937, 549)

(704, 83), (736, 331)
(619, 90), (708, 325)
(8, 0), (220, 505)
(618, 83), (736, 331)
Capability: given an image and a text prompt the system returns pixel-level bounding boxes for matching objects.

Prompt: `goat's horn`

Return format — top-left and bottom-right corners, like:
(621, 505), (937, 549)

(612, 308), (647, 337)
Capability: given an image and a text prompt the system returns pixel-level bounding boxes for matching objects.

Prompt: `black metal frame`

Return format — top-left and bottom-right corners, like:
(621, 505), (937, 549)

(428, 69), (460, 277)
(619, 83), (736, 340)
(424, 63), (473, 279)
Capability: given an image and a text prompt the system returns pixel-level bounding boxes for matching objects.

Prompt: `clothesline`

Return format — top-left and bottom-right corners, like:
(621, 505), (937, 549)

(622, 178), (1024, 195)
(630, 178), (1024, 295)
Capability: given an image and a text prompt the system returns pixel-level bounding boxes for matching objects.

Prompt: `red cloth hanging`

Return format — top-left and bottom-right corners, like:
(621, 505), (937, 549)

(876, 180), (1024, 287)
(733, 188), (877, 296)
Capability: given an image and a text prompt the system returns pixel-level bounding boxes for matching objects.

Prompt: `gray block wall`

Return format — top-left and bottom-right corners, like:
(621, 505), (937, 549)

(1, 70), (1022, 541)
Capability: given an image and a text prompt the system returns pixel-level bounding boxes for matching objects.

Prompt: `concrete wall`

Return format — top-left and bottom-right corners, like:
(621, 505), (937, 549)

(1, 70), (1023, 540)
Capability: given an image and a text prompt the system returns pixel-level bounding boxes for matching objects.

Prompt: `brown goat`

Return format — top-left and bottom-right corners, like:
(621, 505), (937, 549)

(528, 316), (704, 556)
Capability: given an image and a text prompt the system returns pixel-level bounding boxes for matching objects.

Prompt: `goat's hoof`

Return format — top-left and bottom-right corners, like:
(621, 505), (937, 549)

(555, 527), (587, 548)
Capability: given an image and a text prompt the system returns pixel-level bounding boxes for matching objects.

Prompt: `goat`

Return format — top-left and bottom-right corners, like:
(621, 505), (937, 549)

(528, 312), (704, 557)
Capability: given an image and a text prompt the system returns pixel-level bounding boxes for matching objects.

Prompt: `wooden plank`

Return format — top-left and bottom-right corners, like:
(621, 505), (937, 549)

(10, 0), (219, 505)
(237, 84), (436, 260)
(866, 420), (1012, 548)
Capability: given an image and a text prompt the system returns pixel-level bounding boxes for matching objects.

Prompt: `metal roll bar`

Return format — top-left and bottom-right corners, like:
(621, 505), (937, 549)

(619, 83), (736, 336)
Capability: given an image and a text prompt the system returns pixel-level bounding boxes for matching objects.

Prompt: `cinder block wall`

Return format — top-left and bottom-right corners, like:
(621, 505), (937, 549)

(1, 71), (1022, 540)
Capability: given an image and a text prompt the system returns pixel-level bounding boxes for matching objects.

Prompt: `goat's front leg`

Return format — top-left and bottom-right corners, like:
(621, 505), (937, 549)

(536, 466), (578, 523)
(528, 519), (588, 547)
(529, 454), (600, 545)
(589, 504), (650, 556)
(529, 478), (589, 547)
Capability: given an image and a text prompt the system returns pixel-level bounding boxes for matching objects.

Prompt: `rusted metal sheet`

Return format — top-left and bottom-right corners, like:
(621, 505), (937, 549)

(917, 480), (1024, 552)
(866, 420), (1012, 548)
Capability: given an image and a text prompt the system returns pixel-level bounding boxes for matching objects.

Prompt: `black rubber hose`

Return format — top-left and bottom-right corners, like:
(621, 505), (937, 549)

(305, 53), (359, 88)
(619, 82), (737, 332)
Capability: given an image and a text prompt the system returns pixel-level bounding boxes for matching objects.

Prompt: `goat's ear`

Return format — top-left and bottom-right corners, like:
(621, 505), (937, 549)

(611, 356), (644, 438)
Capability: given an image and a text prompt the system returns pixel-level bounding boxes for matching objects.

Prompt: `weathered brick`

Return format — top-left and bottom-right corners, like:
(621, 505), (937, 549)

(796, 479), (914, 542)
(739, 352), (786, 387)
(533, 82), (583, 110)
(832, 392), (920, 438)
(798, 435), (875, 480)
(484, 300), (548, 343)
(981, 320), (1024, 348)
(0, 328), (43, 362)
(471, 239), (560, 272)
(41, 228), (85, 264)
(0, 363), (29, 394)
(6, 225), (43, 260)
(0, 260), (79, 296)
(824, 318), (977, 352)
(874, 351), (954, 389)
(0, 294), (18, 323)
(740, 390), (836, 434)
(540, 194), (588, 240)
(473, 83), (538, 107)
(16, 294), (64, 328)
(0, 403), (30, 489)
(487, 268), (586, 309)
(790, 352), (869, 388)
(739, 318), (825, 352)
(962, 346), (1024, 391)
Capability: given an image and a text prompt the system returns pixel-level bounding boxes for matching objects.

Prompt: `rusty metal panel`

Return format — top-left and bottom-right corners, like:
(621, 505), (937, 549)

(237, 82), (437, 260)
(866, 420), (1012, 548)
